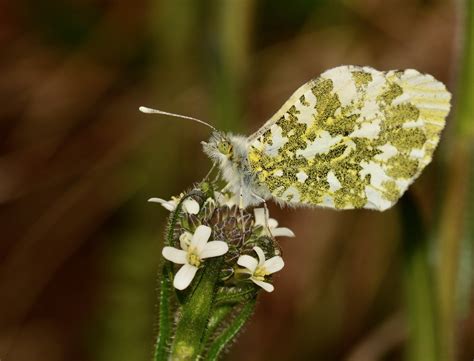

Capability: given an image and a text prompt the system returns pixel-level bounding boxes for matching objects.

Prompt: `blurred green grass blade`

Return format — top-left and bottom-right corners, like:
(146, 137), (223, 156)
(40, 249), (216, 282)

(203, 299), (256, 361)
(212, 0), (255, 131)
(458, 174), (474, 316)
(456, 0), (474, 314)
(401, 196), (439, 361)
(437, 1), (474, 359)
(456, 0), (474, 138)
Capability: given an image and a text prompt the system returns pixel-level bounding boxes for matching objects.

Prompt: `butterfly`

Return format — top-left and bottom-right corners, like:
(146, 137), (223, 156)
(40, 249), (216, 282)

(141, 65), (451, 211)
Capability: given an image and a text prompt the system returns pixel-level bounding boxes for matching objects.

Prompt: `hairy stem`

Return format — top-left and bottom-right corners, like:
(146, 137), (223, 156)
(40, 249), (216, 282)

(170, 258), (223, 361)
(154, 263), (173, 361)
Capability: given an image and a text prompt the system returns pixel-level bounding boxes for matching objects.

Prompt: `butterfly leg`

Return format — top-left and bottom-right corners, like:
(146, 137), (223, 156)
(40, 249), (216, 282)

(251, 192), (273, 240)
(239, 183), (246, 237)
(202, 162), (216, 182)
(221, 182), (231, 193)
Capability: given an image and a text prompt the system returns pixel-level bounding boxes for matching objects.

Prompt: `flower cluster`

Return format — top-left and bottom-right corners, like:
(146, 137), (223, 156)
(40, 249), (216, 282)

(150, 184), (294, 292)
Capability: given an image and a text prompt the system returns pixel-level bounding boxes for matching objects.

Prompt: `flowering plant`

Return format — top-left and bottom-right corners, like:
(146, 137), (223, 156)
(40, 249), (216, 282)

(151, 182), (293, 360)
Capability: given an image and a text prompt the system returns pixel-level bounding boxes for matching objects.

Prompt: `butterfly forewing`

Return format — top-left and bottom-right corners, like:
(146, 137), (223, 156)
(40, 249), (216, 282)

(247, 65), (451, 210)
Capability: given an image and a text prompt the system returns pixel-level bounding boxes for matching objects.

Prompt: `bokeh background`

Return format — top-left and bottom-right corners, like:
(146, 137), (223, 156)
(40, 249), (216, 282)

(1, 0), (473, 360)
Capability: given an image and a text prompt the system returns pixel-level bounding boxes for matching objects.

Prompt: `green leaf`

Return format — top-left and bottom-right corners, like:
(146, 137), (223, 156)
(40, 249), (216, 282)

(204, 299), (256, 361)
(214, 284), (258, 306)
(200, 304), (234, 355)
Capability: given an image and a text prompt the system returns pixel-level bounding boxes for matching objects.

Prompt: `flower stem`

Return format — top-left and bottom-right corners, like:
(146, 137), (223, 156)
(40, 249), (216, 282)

(154, 263), (173, 361)
(170, 258), (223, 361)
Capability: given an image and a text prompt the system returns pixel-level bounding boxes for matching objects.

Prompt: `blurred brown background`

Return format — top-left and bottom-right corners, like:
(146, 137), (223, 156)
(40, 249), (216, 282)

(0, 0), (472, 360)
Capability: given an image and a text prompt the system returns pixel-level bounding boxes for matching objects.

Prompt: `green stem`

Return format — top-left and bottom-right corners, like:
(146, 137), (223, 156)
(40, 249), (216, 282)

(170, 258), (223, 361)
(204, 299), (256, 361)
(401, 196), (439, 361)
(154, 263), (173, 361)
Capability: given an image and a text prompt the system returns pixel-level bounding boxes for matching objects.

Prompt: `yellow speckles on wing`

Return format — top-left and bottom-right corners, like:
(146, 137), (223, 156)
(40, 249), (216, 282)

(299, 94), (310, 106)
(387, 128), (426, 152)
(381, 180), (400, 202)
(247, 65), (451, 211)
(352, 70), (373, 89)
(386, 155), (419, 179)
(385, 103), (420, 127)
(378, 82), (403, 105)
(248, 149), (261, 165)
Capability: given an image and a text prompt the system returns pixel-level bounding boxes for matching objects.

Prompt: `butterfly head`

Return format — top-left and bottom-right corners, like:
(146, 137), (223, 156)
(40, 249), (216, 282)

(202, 131), (234, 162)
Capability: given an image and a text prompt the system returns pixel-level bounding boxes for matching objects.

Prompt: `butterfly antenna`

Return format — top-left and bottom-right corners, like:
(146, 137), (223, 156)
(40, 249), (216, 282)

(139, 106), (217, 131)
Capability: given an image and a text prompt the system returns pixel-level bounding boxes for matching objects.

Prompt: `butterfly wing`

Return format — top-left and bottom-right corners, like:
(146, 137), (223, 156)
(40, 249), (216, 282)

(247, 65), (451, 210)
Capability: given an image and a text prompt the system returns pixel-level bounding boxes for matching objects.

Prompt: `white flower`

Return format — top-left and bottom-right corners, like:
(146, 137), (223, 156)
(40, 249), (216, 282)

(162, 225), (228, 290)
(148, 194), (199, 214)
(253, 208), (295, 238)
(237, 246), (284, 292)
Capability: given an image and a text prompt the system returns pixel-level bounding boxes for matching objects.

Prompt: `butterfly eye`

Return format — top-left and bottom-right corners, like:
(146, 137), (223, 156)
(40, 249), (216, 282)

(217, 141), (233, 156)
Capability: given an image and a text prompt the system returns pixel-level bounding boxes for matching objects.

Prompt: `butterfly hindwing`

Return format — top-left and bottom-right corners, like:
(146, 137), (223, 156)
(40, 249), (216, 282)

(246, 65), (451, 210)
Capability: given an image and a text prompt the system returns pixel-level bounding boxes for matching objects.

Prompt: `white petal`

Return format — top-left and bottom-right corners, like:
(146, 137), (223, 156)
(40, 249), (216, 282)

(237, 255), (258, 272)
(200, 241), (229, 259)
(271, 227), (295, 238)
(268, 218), (279, 228)
(253, 246), (266, 266)
(252, 279), (274, 292)
(148, 197), (176, 211)
(162, 247), (187, 264)
(191, 225), (212, 253)
(253, 208), (266, 226)
(263, 256), (285, 274)
(173, 264), (198, 290)
(148, 197), (166, 203)
(179, 232), (193, 251)
(183, 199), (200, 214)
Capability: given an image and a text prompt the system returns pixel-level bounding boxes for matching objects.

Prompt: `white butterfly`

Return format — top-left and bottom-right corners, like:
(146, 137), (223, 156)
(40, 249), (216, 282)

(141, 65), (451, 211)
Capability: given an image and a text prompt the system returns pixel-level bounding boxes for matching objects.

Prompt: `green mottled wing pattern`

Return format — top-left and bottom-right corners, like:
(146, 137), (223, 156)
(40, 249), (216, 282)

(247, 65), (451, 210)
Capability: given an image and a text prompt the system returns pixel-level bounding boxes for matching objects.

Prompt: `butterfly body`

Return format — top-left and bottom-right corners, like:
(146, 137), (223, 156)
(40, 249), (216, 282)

(202, 65), (451, 211)
(203, 132), (270, 207)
